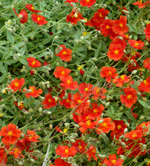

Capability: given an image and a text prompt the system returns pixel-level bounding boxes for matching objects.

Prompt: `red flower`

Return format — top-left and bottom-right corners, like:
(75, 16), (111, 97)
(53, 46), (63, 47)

(85, 145), (97, 161)
(80, 69), (85, 75)
(60, 75), (78, 90)
(125, 130), (143, 140)
(42, 93), (57, 109)
(144, 23), (150, 41)
(95, 118), (115, 134)
(78, 83), (93, 95)
(24, 86), (42, 98)
(128, 39), (144, 49)
(26, 57), (41, 68)
(0, 148), (7, 165)
(143, 57), (150, 70)
(0, 124), (21, 145)
(8, 78), (25, 92)
(79, 119), (96, 133)
(55, 45), (72, 62)
(113, 74), (131, 87)
(25, 130), (39, 142)
(107, 44), (125, 61)
(60, 93), (73, 108)
(89, 103), (104, 120)
(50, 158), (72, 166)
(104, 154), (124, 166)
(56, 145), (77, 158)
(72, 140), (87, 153)
(25, 4), (41, 12)
(31, 14), (47, 25)
(13, 8), (28, 24)
(100, 19), (117, 40)
(100, 66), (118, 83)
(85, 8), (109, 29)
(92, 87), (107, 100)
(112, 16), (129, 35)
(138, 76), (150, 93)
(120, 87), (137, 108)
(65, 0), (78, 5)
(80, 0), (96, 7)
(54, 66), (71, 78)
(9, 147), (24, 159)
(132, 1), (146, 8)
(66, 9), (84, 25)
(110, 120), (127, 139)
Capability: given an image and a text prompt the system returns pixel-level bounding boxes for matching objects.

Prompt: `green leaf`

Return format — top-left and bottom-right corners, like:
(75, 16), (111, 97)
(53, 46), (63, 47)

(94, 41), (102, 58)
(125, 111), (136, 122)
(7, 30), (14, 44)
(0, 61), (7, 75)
(138, 100), (149, 109)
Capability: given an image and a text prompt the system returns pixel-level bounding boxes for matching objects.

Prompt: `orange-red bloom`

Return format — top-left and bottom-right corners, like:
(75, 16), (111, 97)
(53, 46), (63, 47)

(25, 130), (39, 142)
(100, 19), (117, 40)
(85, 145), (97, 161)
(31, 14), (47, 25)
(107, 44), (125, 61)
(100, 66), (118, 83)
(92, 87), (107, 100)
(72, 139), (87, 153)
(42, 93), (57, 109)
(56, 145), (77, 158)
(78, 82), (93, 95)
(66, 9), (84, 25)
(25, 4), (41, 12)
(8, 78), (25, 92)
(9, 147), (24, 159)
(0, 148), (7, 165)
(144, 23), (150, 41)
(60, 75), (78, 90)
(0, 124), (21, 145)
(13, 8), (28, 24)
(112, 16), (129, 35)
(50, 158), (72, 166)
(89, 103), (104, 120)
(138, 76), (150, 93)
(80, 0), (96, 7)
(143, 57), (150, 70)
(24, 86), (42, 98)
(120, 87), (137, 108)
(85, 8), (109, 29)
(26, 57), (41, 68)
(113, 74), (131, 87)
(54, 66), (71, 78)
(95, 118), (115, 134)
(132, 1), (146, 8)
(103, 154), (124, 166)
(55, 45), (72, 62)
(128, 39), (144, 49)
(125, 130), (143, 140)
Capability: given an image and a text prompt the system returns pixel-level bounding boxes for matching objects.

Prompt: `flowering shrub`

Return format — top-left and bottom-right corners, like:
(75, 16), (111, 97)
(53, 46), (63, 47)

(1, 0), (150, 165)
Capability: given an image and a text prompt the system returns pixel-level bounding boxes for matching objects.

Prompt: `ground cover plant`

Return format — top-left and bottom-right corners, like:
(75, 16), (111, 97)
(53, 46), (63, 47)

(1, 0), (150, 165)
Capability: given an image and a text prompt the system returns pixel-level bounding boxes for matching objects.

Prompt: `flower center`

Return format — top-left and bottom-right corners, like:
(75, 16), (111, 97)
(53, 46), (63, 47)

(65, 149), (69, 153)
(86, 0), (90, 2)
(79, 145), (82, 149)
(37, 17), (41, 21)
(99, 13), (103, 17)
(48, 98), (52, 102)
(121, 75), (125, 80)
(93, 109), (97, 113)
(78, 100), (82, 103)
(106, 25), (110, 29)
(117, 125), (121, 129)
(15, 82), (19, 87)
(31, 6), (35, 10)
(108, 71), (112, 75)
(85, 88), (88, 92)
(120, 24), (123, 29)
(135, 43), (139, 46)
(32, 61), (36, 65)
(112, 160), (116, 164)
(102, 123), (106, 127)
(114, 50), (119, 54)
(132, 133), (137, 138)
(127, 95), (132, 99)
(86, 120), (91, 126)
(144, 80), (147, 85)
(63, 51), (67, 55)
(8, 131), (12, 136)
(61, 70), (65, 75)
(66, 99), (70, 103)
